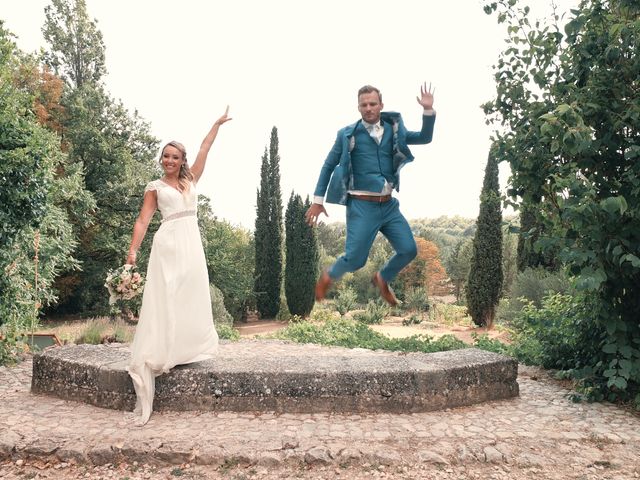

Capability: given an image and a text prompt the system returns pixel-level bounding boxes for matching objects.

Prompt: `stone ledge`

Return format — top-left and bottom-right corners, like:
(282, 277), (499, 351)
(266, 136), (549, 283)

(31, 340), (518, 413)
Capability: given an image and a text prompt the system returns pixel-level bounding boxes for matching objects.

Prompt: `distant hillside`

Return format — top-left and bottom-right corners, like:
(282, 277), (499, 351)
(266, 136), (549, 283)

(317, 215), (517, 264)
(410, 216), (476, 261)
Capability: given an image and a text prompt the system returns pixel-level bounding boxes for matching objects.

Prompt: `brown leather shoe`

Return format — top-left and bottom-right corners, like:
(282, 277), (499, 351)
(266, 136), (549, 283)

(372, 272), (398, 306)
(315, 270), (333, 301)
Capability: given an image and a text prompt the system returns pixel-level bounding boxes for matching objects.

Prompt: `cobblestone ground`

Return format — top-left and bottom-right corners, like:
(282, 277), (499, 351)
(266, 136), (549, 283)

(1, 355), (639, 480)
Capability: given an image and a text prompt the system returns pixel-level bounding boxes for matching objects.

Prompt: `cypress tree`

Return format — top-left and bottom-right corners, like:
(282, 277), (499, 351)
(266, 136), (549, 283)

(268, 127), (283, 299)
(254, 127), (283, 318)
(285, 193), (319, 317)
(466, 148), (503, 328)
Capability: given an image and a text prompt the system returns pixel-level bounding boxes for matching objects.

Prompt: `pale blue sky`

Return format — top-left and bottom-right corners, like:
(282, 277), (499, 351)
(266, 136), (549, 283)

(3, 0), (578, 229)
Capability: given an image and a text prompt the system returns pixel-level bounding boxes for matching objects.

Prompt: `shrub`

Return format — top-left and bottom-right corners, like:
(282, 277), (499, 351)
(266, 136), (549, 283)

(76, 318), (108, 345)
(430, 303), (469, 326)
(111, 322), (133, 343)
(0, 329), (28, 366)
(210, 284), (233, 328)
(74, 318), (134, 344)
(402, 314), (422, 326)
(472, 333), (510, 355)
(277, 316), (387, 349)
(310, 305), (339, 323)
(276, 317), (467, 353)
(353, 300), (389, 325)
(403, 286), (430, 314)
(334, 287), (358, 316)
(217, 324), (240, 341)
(509, 293), (602, 371)
(498, 267), (571, 324)
(385, 333), (467, 353)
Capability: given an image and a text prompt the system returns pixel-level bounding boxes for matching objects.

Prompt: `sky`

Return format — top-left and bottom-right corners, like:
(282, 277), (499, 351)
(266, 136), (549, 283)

(2, 0), (579, 230)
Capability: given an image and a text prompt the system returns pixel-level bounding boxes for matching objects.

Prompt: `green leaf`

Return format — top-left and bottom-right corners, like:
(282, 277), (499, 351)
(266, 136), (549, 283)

(599, 196), (628, 215)
(621, 254), (640, 268)
(619, 345), (634, 358)
(624, 145), (640, 160)
(602, 343), (618, 354)
(609, 23), (623, 38)
(618, 359), (632, 375)
(611, 376), (628, 390)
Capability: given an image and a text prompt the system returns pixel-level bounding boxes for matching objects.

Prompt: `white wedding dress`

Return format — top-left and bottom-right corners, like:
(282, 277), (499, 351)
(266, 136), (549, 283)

(127, 179), (219, 425)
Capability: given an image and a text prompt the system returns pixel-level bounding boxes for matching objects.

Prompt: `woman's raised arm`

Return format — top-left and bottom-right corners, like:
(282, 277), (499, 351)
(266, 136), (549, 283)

(190, 106), (232, 182)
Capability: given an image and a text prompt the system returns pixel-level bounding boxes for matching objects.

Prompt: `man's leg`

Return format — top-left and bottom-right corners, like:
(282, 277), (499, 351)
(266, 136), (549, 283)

(378, 198), (417, 283)
(330, 199), (381, 278)
(316, 199), (380, 300)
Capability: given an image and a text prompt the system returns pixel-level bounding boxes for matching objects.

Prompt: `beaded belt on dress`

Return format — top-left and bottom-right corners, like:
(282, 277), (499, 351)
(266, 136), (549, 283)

(161, 210), (196, 223)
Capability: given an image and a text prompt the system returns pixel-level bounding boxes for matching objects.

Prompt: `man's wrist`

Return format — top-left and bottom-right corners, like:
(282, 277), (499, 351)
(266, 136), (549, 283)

(423, 108), (435, 116)
(313, 195), (324, 205)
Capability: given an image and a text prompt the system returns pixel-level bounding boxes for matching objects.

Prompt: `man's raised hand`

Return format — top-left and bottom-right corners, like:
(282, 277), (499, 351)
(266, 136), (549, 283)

(416, 82), (435, 110)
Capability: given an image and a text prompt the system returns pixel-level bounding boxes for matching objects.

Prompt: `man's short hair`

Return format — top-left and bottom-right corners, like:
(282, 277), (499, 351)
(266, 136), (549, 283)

(358, 85), (382, 102)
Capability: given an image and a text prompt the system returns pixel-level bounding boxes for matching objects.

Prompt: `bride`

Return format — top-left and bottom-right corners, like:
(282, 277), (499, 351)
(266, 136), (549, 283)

(125, 107), (232, 425)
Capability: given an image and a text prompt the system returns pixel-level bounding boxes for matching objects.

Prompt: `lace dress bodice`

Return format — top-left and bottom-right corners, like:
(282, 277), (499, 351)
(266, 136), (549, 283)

(145, 179), (197, 222)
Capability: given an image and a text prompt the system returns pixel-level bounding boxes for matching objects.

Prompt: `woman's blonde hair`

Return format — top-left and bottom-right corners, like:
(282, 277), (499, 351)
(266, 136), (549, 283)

(160, 141), (194, 194)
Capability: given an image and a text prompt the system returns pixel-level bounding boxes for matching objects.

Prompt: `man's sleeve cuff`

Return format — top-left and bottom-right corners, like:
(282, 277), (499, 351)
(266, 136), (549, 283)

(313, 195), (325, 205)
(423, 109), (436, 116)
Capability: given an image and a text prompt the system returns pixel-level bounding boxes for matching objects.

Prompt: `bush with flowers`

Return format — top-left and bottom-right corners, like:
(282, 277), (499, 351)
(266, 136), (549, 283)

(104, 264), (145, 322)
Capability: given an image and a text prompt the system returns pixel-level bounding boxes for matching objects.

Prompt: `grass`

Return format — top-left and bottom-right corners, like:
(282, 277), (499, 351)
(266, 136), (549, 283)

(275, 316), (470, 353)
(35, 315), (241, 345)
(429, 302), (472, 327)
(74, 317), (134, 344)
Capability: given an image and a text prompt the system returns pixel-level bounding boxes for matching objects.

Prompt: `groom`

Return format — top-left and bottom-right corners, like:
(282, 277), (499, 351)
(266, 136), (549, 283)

(305, 83), (436, 305)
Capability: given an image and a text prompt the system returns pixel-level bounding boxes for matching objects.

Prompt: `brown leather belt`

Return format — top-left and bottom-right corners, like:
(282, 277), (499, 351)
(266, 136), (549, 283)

(349, 194), (392, 203)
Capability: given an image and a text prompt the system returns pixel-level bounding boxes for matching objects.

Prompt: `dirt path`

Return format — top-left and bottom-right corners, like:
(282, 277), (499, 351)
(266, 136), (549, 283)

(235, 320), (288, 337)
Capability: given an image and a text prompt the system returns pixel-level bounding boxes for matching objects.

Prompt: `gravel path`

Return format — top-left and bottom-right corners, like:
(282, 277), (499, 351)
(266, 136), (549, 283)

(1, 352), (639, 479)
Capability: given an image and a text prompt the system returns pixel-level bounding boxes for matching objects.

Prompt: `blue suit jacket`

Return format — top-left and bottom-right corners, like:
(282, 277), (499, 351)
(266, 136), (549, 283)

(313, 111), (436, 205)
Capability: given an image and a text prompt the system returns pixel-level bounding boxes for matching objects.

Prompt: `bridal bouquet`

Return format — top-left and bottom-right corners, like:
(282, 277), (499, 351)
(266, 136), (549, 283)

(105, 264), (145, 305)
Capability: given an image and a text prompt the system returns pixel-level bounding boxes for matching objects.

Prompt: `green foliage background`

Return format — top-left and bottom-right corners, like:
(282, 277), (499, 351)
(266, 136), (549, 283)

(484, 0), (640, 402)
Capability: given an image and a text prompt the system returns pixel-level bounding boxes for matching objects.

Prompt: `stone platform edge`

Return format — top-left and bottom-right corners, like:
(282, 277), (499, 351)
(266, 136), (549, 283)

(31, 341), (519, 414)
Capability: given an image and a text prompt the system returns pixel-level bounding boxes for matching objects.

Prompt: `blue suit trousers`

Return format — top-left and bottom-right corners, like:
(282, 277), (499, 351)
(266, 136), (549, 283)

(328, 197), (417, 283)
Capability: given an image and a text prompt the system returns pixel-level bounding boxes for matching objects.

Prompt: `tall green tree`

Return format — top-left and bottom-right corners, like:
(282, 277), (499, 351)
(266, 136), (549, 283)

(42, 0), (106, 88)
(41, 0), (159, 313)
(199, 197), (255, 321)
(466, 148), (503, 327)
(0, 22), (94, 331)
(254, 127), (283, 318)
(55, 85), (159, 313)
(484, 0), (640, 400)
(285, 193), (318, 317)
